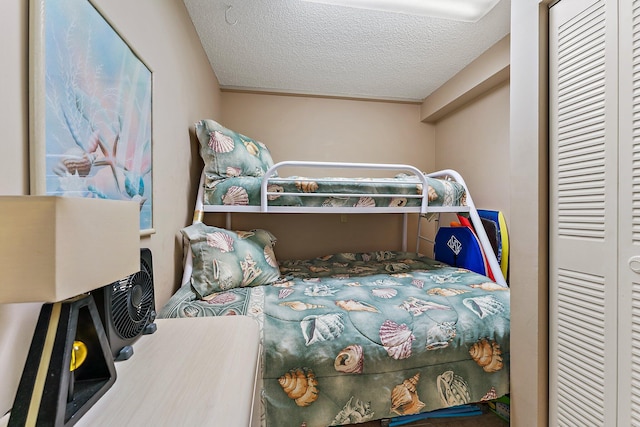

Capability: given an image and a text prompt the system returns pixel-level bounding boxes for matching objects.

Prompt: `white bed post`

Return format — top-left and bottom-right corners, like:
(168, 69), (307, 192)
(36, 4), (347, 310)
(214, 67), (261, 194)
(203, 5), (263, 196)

(434, 170), (507, 287)
(402, 213), (408, 252)
(226, 212), (232, 230)
(193, 172), (206, 223)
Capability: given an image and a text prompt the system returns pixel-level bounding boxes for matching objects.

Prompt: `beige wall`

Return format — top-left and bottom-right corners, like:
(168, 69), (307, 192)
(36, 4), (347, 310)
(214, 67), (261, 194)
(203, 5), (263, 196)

(422, 34), (511, 226)
(421, 36), (510, 123)
(221, 93), (434, 172)
(434, 81), (511, 219)
(217, 92), (436, 260)
(0, 0), (221, 415)
(509, 1), (549, 425)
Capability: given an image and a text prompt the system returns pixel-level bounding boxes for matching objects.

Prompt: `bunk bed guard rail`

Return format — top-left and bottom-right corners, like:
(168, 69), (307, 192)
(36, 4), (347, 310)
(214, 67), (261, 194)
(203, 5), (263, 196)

(260, 161), (431, 214)
(190, 161), (507, 288)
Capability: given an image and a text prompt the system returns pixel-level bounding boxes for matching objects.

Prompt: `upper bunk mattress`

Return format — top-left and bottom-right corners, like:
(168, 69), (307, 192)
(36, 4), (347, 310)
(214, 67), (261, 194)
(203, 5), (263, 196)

(194, 119), (468, 210)
(203, 174), (467, 208)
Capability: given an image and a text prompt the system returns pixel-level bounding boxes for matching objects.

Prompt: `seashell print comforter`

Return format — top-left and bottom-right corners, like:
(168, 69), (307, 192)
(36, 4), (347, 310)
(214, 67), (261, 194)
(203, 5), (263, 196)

(203, 175), (467, 208)
(159, 251), (509, 427)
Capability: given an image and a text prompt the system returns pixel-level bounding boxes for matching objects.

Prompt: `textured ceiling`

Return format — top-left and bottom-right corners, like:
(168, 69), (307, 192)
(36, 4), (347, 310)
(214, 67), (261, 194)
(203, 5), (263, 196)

(182, 0), (511, 102)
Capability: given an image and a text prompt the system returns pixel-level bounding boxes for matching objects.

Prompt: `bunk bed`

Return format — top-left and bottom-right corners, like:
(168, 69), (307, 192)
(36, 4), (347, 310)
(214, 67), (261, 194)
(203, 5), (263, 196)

(159, 120), (510, 427)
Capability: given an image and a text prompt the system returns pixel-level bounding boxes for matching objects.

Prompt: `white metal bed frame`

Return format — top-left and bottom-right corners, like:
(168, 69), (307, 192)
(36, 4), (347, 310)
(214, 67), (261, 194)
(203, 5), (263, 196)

(184, 161), (507, 288)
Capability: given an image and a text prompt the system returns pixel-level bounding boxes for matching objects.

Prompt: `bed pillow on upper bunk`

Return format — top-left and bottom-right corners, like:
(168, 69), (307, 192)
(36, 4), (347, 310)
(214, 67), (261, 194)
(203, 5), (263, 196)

(182, 222), (281, 299)
(195, 119), (276, 181)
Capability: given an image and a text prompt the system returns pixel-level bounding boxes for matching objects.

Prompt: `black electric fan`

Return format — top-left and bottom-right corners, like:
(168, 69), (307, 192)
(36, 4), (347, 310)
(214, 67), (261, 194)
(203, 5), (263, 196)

(93, 248), (157, 361)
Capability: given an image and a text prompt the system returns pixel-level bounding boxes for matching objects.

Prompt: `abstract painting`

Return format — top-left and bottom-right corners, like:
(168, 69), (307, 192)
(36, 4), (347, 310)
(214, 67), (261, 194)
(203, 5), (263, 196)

(30, 0), (153, 233)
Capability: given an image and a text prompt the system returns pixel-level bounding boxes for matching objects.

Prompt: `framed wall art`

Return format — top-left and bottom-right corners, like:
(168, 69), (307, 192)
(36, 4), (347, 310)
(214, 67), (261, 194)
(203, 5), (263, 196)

(30, 0), (154, 234)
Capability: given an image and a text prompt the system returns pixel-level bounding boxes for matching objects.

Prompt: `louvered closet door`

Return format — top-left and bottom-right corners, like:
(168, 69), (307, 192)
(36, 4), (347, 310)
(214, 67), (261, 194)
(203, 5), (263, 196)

(618, 1), (640, 425)
(549, 0), (619, 426)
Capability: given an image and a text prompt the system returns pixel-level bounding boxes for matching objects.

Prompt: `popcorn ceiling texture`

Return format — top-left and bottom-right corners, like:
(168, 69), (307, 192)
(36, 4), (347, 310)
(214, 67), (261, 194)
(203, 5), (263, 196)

(182, 0), (510, 102)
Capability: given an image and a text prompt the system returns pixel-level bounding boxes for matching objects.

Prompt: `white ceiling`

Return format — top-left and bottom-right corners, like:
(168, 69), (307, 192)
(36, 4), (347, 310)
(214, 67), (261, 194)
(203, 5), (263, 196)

(182, 0), (511, 103)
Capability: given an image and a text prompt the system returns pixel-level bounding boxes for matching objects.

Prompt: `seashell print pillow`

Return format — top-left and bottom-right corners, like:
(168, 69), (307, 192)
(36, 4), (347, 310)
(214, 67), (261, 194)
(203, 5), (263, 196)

(195, 119), (277, 181)
(182, 222), (281, 299)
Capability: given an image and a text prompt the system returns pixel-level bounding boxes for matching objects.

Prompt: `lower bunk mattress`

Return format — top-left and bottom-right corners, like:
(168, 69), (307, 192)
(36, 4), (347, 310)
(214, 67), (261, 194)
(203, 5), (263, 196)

(159, 251), (510, 427)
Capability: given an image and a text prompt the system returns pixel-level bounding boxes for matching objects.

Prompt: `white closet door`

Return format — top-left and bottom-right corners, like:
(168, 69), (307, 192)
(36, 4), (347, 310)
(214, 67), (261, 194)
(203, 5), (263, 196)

(618, 1), (640, 425)
(549, 0), (619, 426)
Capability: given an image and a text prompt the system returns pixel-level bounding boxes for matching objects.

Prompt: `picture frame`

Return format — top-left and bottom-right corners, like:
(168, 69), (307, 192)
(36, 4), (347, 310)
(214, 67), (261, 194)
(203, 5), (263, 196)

(29, 0), (154, 235)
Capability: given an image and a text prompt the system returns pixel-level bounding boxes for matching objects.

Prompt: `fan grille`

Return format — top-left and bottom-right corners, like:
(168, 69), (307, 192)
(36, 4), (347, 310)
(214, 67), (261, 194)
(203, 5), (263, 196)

(111, 263), (154, 340)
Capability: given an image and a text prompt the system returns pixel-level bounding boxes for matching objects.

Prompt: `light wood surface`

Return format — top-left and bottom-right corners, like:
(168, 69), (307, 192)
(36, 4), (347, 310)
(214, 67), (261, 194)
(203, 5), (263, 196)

(79, 316), (260, 427)
(0, 316), (260, 427)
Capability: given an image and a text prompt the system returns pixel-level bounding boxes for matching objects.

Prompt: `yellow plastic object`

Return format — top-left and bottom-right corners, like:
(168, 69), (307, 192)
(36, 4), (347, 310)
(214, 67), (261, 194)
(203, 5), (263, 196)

(70, 340), (88, 371)
(497, 212), (509, 279)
